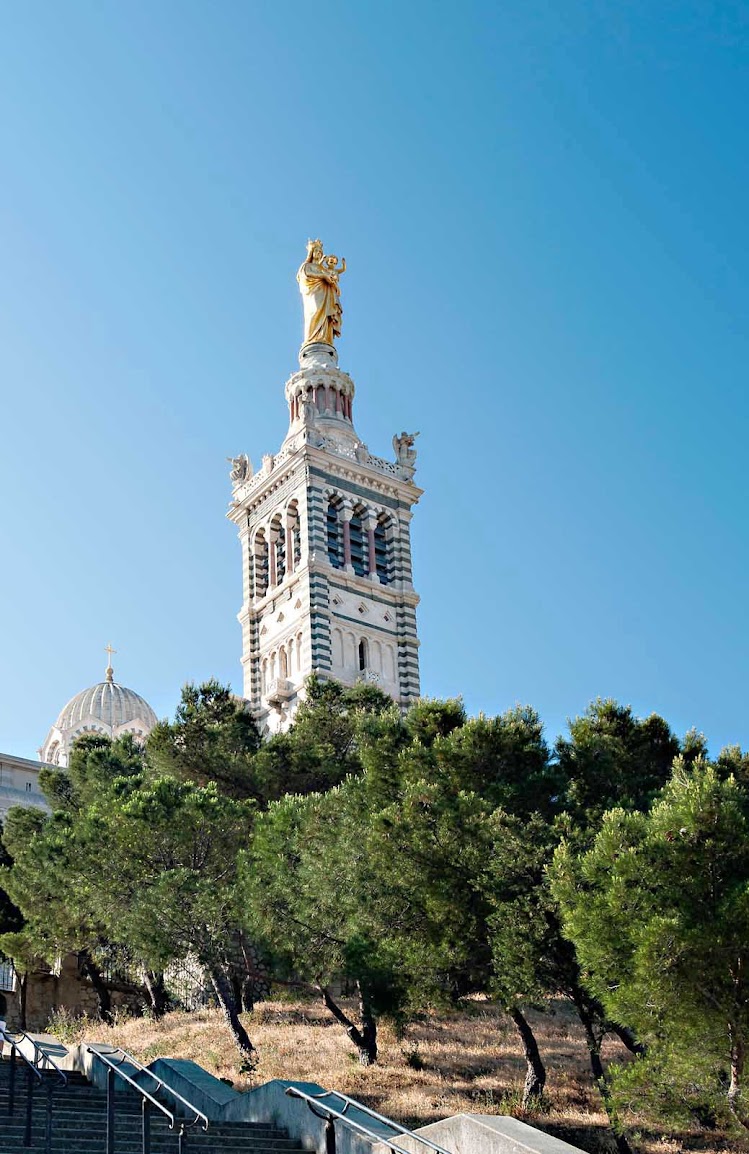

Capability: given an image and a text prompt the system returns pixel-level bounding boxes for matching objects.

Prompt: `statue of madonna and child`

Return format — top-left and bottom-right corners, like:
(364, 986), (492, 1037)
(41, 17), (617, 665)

(297, 239), (346, 346)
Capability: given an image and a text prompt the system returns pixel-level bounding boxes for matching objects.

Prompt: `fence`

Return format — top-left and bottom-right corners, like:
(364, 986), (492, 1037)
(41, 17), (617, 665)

(0, 953), (15, 993)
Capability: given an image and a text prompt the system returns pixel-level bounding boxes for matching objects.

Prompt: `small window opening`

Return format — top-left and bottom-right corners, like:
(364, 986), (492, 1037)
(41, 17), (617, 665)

(327, 500), (342, 568)
(374, 519), (390, 585)
(349, 509), (366, 577)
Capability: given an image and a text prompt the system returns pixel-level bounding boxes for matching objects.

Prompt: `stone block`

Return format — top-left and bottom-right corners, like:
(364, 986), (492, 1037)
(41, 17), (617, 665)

(406, 1113), (586, 1154)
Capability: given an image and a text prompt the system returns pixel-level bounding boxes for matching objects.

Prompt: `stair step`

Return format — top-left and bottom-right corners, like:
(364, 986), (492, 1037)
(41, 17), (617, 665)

(0, 1056), (304, 1154)
(0, 1145), (307, 1154)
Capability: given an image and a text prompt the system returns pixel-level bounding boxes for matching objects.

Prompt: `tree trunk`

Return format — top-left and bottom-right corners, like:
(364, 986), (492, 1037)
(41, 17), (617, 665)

(19, 971), (28, 1031)
(587, 993), (647, 1058)
(318, 985), (378, 1064)
(80, 951), (113, 1025)
(241, 978), (256, 1013)
(572, 990), (634, 1154)
(508, 1005), (546, 1108)
(607, 1020), (646, 1058)
(728, 1028), (749, 1131)
(207, 963), (257, 1068)
(143, 971), (169, 1017)
(237, 931), (271, 1006)
(357, 981), (378, 1065)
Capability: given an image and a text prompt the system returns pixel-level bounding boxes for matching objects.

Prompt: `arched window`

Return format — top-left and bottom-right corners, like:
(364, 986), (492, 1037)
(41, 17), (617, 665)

(349, 506), (367, 577)
(327, 498), (343, 568)
(358, 638), (368, 672)
(374, 514), (392, 585)
(253, 531), (269, 598)
(280, 646), (288, 679)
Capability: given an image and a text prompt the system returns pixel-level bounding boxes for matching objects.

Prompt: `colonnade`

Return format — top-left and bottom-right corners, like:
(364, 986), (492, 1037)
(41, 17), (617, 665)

(250, 500), (301, 600)
(326, 495), (393, 584)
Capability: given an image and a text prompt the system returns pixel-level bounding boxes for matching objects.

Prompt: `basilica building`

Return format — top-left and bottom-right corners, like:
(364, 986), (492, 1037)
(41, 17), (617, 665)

(0, 656), (157, 820)
(227, 239), (422, 733)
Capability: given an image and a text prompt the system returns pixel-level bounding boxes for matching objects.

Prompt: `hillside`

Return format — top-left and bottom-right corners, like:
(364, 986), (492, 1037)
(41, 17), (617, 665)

(62, 995), (743, 1154)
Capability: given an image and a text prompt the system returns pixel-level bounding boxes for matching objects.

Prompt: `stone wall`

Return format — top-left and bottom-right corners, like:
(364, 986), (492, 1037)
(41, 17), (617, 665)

(1, 952), (146, 1031)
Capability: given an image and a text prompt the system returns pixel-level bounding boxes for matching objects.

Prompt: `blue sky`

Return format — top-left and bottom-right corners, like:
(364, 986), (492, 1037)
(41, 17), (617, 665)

(1, 1), (747, 759)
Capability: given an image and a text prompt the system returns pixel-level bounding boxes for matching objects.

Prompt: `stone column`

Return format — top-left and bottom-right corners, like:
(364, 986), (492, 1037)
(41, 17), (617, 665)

(285, 521), (295, 576)
(238, 524), (252, 606)
(364, 509), (379, 583)
(268, 528), (278, 588)
(340, 501), (354, 574)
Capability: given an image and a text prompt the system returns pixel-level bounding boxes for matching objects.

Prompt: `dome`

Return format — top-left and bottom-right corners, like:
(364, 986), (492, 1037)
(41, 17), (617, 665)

(54, 679), (158, 734)
(41, 659), (158, 767)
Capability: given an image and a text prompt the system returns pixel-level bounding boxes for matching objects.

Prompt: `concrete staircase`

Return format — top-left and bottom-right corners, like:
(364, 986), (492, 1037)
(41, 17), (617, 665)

(0, 1057), (308, 1153)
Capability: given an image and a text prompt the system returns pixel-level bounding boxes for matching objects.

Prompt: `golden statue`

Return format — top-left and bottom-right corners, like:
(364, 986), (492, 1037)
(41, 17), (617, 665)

(297, 239), (346, 346)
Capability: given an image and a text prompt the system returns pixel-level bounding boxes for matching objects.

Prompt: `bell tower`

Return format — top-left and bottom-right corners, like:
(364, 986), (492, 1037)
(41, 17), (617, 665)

(226, 243), (421, 732)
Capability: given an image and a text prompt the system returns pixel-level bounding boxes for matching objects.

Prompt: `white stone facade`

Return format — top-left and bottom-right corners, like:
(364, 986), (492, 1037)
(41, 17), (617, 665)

(0, 752), (49, 821)
(227, 341), (422, 733)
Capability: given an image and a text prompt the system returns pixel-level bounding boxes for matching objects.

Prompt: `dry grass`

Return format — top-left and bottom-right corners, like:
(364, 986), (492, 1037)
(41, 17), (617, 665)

(72, 996), (745, 1154)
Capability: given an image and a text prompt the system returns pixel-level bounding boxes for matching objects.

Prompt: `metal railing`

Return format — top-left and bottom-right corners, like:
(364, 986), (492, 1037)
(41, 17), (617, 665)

(5, 1025), (68, 1086)
(285, 1086), (457, 1154)
(1, 1024), (56, 1153)
(88, 1046), (209, 1154)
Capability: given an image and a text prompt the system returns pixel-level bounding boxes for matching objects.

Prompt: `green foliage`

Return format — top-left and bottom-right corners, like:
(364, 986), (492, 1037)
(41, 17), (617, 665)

(1, 727), (254, 1039)
(483, 812), (573, 1007)
(555, 698), (680, 827)
(252, 675), (395, 802)
(45, 1006), (92, 1044)
(551, 756), (749, 1132)
(96, 776), (255, 971)
(0, 768), (125, 969)
(8, 671), (741, 1143)
(0, 820), (24, 938)
(147, 680), (262, 800)
(245, 778), (405, 1006)
(245, 695), (558, 1051)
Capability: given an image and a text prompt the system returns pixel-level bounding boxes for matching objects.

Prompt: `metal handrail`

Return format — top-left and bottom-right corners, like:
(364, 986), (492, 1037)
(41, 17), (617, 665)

(88, 1046), (208, 1154)
(285, 1086), (457, 1154)
(1, 1026), (67, 1085)
(89, 1048), (178, 1125)
(1, 1024), (48, 1152)
(305, 1089), (455, 1154)
(100, 1046), (209, 1129)
(0, 1026), (43, 1083)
